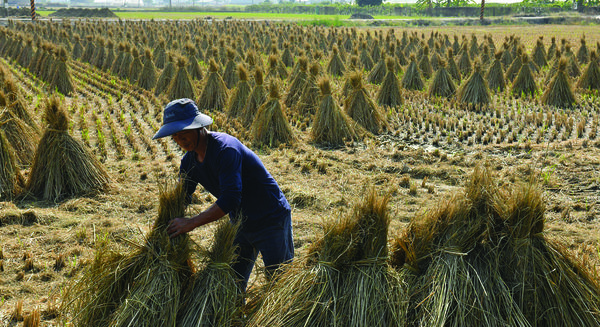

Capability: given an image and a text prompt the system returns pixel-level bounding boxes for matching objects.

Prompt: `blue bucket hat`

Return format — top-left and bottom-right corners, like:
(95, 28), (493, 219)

(152, 98), (213, 140)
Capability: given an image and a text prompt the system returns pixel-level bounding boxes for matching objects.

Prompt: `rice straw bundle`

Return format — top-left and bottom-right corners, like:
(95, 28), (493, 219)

(284, 56), (308, 109)
(428, 59), (456, 99)
(485, 51), (506, 93)
(242, 68), (267, 127)
(127, 47), (143, 84)
(391, 166), (600, 326)
(0, 108), (39, 167)
(51, 46), (74, 96)
(294, 62), (321, 117)
(542, 58), (577, 108)
(401, 55), (425, 91)
(2, 78), (39, 132)
(247, 189), (405, 327)
(327, 45), (346, 78)
(137, 49), (157, 91)
(577, 50), (600, 91)
(567, 52), (582, 78)
(376, 58), (403, 107)
(92, 37), (106, 70)
(368, 52), (388, 85)
(457, 60), (491, 107)
(345, 71), (387, 134)
(154, 39), (167, 69)
(458, 44), (472, 78)
(532, 39), (548, 68)
(505, 48), (523, 82)
(227, 64), (252, 119)
(26, 96), (109, 202)
(111, 42), (126, 75)
(418, 46), (433, 80)
(155, 53), (176, 96)
(63, 181), (192, 327)
(577, 37), (589, 65)
(266, 55), (285, 82)
(185, 44), (203, 81)
(0, 129), (24, 200)
(511, 54), (538, 98)
(446, 49), (461, 82)
(545, 50), (562, 85)
(480, 44), (491, 68)
(177, 220), (240, 326)
(311, 77), (359, 146)
(103, 40), (115, 72)
(281, 42), (294, 68)
(547, 37), (557, 61)
(223, 48), (239, 89)
(359, 42), (374, 71)
(71, 35), (83, 60)
(197, 58), (229, 112)
(81, 35), (95, 63)
(251, 81), (295, 147)
(117, 44), (133, 81)
(168, 56), (196, 100)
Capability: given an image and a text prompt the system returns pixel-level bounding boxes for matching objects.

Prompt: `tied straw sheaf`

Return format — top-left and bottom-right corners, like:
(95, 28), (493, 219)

(63, 180), (241, 327)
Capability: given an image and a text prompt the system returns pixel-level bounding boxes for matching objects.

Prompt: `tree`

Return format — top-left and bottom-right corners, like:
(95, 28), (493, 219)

(357, 0), (382, 6)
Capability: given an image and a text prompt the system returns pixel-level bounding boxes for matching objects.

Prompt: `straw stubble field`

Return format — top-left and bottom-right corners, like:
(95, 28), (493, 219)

(0, 20), (599, 326)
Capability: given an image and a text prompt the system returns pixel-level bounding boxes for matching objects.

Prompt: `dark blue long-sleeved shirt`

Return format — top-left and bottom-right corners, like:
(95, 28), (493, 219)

(180, 132), (290, 232)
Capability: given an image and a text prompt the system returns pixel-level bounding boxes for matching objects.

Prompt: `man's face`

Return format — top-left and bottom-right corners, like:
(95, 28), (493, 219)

(171, 130), (197, 152)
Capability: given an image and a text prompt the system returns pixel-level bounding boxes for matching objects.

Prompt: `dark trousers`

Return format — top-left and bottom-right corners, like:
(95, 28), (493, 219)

(231, 210), (294, 292)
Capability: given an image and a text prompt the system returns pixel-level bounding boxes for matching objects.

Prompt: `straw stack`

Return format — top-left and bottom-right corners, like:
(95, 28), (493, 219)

(542, 58), (577, 108)
(0, 129), (24, 200)
(251, 81), (295, 147)
(247, 189), (405, 327)
(197, 58), (229, 112)
(391, 166), (600, 326)
(63, 181), (193, 327)
(26, 96), (109, 202)
(311, 77), (359, 146)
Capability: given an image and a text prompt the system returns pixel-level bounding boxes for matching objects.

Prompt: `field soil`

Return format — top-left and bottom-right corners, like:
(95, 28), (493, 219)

(0, 23), (599, 326)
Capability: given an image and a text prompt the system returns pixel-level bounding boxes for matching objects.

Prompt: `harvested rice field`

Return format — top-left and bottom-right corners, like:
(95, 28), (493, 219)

(0, 20), (600, 326)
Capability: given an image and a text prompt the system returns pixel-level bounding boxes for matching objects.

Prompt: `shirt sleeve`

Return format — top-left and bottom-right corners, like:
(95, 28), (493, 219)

(215, 147), (243, 213)
(179, 157), (198, 206)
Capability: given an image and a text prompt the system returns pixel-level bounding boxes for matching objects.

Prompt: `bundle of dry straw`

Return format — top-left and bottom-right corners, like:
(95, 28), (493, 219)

(251, 81), (295, 147)
(0, 129), (24, 200)
(577, 50), (600, 91)
(0, 107), (39, 167)
(197, 58), (229, 112)
(242, 68), (267, 127)
(247, 189), (405, 327)
(511, 54), (538, 98)
(428, 59), (456, 99)
(391, 166), (600, 326)
(168, 56), (196, 100)
(457, 61), (491, 107)
(177, 220), (241, 326)
(401, 55), (425, 91)
(26, 96), (109, 202)
(485, 51), (506, 93)
(227, 64), (252, 119)
(542, 58), (577, 108)
(345, 71), (387, 134)
(311, 77), (359, 146)
(63, 181), (193, 327)
(376, 58), (403, 107)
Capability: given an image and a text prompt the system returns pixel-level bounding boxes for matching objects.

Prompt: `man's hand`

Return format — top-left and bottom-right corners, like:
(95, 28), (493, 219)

(166, 203), (226, 238)
(167, 217), (197, 238)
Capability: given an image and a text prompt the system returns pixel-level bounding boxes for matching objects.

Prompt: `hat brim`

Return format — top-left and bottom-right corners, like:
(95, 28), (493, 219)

(152, 113), (213, 139)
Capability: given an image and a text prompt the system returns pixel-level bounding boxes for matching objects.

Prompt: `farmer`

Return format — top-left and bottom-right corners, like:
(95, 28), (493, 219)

(152, 98), (294, 292)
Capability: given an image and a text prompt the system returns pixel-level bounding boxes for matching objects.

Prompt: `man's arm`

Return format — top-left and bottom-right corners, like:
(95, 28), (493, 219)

(167, 202), (226, 238)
